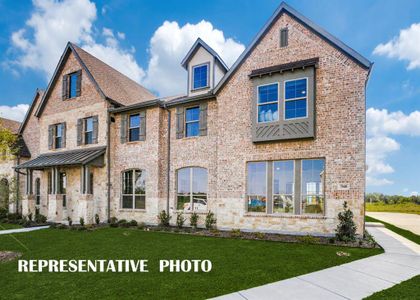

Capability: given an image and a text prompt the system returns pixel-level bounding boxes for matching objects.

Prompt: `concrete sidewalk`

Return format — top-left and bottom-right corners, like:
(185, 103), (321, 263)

(0, 225), (49, 235)
(212, 224), (420, 300)
(367, 212), (420, 235)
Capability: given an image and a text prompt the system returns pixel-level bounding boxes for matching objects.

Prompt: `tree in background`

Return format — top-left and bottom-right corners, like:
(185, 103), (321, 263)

(0, 119), (18, 160)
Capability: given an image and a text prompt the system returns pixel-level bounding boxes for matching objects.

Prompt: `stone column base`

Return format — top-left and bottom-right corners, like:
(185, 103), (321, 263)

(21, 195), (36, 217)
(77, 194), (94, 224)
(47, 194), (64, 222)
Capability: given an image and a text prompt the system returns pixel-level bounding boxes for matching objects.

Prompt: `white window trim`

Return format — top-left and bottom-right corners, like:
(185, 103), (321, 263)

(121, 169), (146, 210)
(272, 160), (295, 215)
(191, 63), (210, 91)
(283, 77), (308, 121)
(256, 82), (280, 124)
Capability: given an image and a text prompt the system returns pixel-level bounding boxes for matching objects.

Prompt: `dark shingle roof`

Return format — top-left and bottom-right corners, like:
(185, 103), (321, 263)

(16, 147), (106, 169)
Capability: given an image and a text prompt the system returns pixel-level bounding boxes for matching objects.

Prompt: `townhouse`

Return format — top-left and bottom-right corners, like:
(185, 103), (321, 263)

(6, 3), (371, 235)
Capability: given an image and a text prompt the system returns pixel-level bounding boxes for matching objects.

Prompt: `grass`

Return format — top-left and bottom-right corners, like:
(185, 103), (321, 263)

(0, 222), (22, 230)
(0, 227), (382, 299)
(365, 275), (420, 299)
(366, 202), (420, 215)
(365, 215), (420, 245)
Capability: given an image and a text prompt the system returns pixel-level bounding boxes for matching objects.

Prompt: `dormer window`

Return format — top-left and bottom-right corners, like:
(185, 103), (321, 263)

(192, 63), (209, 90)
(69, 72), (78, 98)
(62, 70), (81, 100)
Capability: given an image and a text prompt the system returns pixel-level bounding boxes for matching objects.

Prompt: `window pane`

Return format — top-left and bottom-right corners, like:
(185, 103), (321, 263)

(130, 114), (140, 128)
(285, 78), (307, 99)
(85, 132), (93, 144)
(134, 170), (146, 195)
(285, 99), (307, 119)
(129, 128), (140, 141)
(258, 84), (278, 104)
(85, 118), (93, 132)
(301, 159), (325, 214)
(273, 195), (294, 214)
(70, 73), (78, 98)
(247, 195), (266, 212)
(177, 195), (190, 211)
(186, 122), (199, 137)
(177, 168), (190, 194)
(123, 171), (133, 194)
(247, 162), (266, 195)
(193, 195), (207, 211)
(122, 195), (133, 209)
(186, 107), (200, 122)
(192, 168), (207, 194)
(55, 137), (62, 149)
(258, 103), (278, 123)
(273, 161), (294, 195)
(56, 124), (62, 137)
(193, 65), (208, 89)
(135, 195), (145, 209)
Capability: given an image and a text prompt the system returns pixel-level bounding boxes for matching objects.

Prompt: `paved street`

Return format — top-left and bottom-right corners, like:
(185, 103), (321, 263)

(367, 212), (420, 235)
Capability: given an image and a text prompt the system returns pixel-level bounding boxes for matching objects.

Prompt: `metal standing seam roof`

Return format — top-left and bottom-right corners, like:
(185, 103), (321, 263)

(15, 146), (106, 169)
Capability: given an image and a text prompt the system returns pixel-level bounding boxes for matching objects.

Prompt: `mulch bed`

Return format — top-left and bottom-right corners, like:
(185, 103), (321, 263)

(0, 251), (22, 263)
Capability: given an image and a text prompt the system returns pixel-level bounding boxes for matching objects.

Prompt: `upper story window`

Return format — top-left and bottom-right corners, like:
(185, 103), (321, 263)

(129, 114), (141, 142)
(54, 123), (64, 149)
(258, 83), (279, 123)
(84, 117), (93, 144)
(177, 167), (208, 212)
(192, 64), (208, 90)
(285, 78), (307, 120)
(122, 169), (146, 209)
(63, 70), (81, 100)
(185, 107), (200, 137)
(69, 72), (78, 98)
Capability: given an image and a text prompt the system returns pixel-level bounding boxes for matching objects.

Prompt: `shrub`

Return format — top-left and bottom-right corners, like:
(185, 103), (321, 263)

(95, 214), (100, 225)
(205, 211), (216, 230)
(176, 212), (185, 228)
(7, 213), (22, 223)
(35, 214), (47, 224)
(79, 217), (85, 227)
(129, 220), (138, 227)
(118, 219), (127, 224)
(157, 210), (171, 227)
(230, 229), (241, 238)
(57, 224), (67, 230)
(22, 219), (32, 227)
(137, 222), (146, 230)
(109, 217), (118, 227)
(67, 216), (72, 226)
(27, 212), (33, 222)
(117, 219), (129, 227)
(297, 235), (320, 244)
(0, 207), (7, 220)
(335, 201), (357, 242)
(254, 232), (265, 239)
(190, 212), (199, 229)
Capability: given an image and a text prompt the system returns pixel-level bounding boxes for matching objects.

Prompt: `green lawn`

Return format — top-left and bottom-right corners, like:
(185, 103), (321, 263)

(0, 222), (22, 230)
(0, 227), (382, 299)
(366, 202), (420, 215)
(365, 215), (420, 245)
(365, 275), (420, 299)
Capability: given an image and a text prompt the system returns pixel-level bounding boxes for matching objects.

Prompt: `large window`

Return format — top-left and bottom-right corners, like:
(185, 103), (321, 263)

(69, 72), (79, 98)
(247, 162), (267, 212)
(84, 117), (93, 144)
(301, 159), (325, 215)
(284, 78), (307, 120)
(122, 169), (146, 209)
(185, 107), (200, 137)
(273, 160), (294, 214)
(258, 83), (279, 123)
(54, 123), (64, 149)
(177, 167), (208, 211)
(192, 64), (208, 90)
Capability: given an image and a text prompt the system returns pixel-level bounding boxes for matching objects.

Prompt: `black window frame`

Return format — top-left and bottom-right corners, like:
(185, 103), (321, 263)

(68, 72), (79, 99)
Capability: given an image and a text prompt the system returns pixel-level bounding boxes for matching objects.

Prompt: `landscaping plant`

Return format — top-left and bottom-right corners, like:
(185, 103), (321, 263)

(205, 211), (217, 230)
(157, 210), (171, 227)
(190, 212), (199, 229)
(176, 212), (185, 228)
(67, 216), (72, 226)
(335, 201), (357, 241)
(79, 217), (85, 227)
(95, 214), (100, 225)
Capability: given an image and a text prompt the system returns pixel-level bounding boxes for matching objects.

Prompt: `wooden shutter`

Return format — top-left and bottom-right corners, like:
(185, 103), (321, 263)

(77, 119), (83, 146)
(139, 111), (146, 141)
(92, 116), (99, 144)
(199, 102), (208, 136)
(62, 122), (66, 148)
(280, 28), (288, 47)
(62, 75), (68, 100)
(120, 114), (128, 143)
(176, 107), (185, 139)
(76, 70), (82, 97)
(48, 125), (54, 150)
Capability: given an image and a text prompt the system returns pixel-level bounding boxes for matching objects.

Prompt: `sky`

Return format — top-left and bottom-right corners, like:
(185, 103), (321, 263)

(0, 0), (419, 196)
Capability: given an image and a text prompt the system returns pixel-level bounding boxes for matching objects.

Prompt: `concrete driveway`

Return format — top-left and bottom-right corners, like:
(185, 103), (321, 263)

(366, 212), (420, 235)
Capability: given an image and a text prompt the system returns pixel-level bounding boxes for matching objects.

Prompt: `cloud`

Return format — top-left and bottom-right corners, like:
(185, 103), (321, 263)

(0, 104), (30, 122)
(373, 23), (420, 69)
(366, 107), (420, 186)
(141, 20), (245, 96)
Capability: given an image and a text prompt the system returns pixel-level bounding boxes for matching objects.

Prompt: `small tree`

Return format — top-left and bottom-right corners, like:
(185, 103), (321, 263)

(205, 211), (217, 230)
(157, 210), (171, 227)
(190, 212), (199, 229)
(176, 212), (185, 228)
(0, 120), (18, 160)
(335, 201), (357, 241)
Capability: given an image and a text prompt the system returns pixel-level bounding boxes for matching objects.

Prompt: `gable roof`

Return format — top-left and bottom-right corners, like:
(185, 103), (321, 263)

(214, 2), (372, 94)
(18, 89), (43, 134)
(0, 117), (20, 134)
(35, 42), (155, 117)
(181, 38), (229, 72)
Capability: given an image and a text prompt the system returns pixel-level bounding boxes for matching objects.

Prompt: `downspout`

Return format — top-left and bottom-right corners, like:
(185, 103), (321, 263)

(164, 104), (171, 213)
(106, 112), (111, 222)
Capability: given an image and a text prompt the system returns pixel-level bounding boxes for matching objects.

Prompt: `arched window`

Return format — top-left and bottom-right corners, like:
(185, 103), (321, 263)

(122, 169), (146, 209)
(177, 167), (208, 211)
